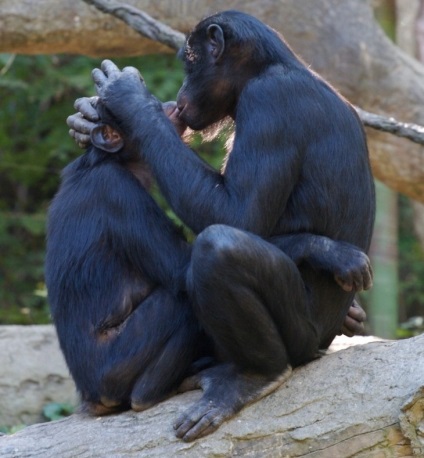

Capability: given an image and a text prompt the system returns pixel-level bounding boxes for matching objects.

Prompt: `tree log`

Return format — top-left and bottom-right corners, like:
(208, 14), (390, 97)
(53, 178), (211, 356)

(0, 326), (77, 427)
(1, 334), (423, 457)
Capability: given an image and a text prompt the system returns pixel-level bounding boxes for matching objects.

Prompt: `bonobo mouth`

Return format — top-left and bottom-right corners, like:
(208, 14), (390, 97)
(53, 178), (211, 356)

(176, 104), (186, 118)
(162, 101), (180, 118)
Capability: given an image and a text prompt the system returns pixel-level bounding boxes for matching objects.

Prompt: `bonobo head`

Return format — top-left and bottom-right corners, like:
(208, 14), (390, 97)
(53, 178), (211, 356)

(176, 10), (298, 131)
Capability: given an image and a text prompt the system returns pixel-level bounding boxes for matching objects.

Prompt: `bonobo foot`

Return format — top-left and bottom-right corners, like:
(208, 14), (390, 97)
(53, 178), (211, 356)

(174, 363), (292, 441)
(341, 300), (367, 337)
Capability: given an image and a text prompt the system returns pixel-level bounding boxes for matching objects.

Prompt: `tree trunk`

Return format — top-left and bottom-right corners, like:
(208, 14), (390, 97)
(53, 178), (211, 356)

(1, 334), (423, 457)
(1, 0), (424, 202)
(412, 1), (424, 248)
(368, 181), (399, 338)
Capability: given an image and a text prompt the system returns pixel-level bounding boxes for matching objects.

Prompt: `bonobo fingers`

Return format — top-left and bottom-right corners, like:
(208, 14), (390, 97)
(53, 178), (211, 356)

(68, 129), (91, 149)
(335, 251), (372, 292)
(67, 112), (97, 149)
(174, 399), (228, 442)
(100, 59), (121, 79)
(122, 66), (144, 81)
(92, 68), (108, 96)
(362, 262), (374, 290)
(348, 300), (367, 322)
(74, 96), (100, 122)
(173, 364), (291, 441)
(92, 60), (120, 96)
(66, 112), (96, 134)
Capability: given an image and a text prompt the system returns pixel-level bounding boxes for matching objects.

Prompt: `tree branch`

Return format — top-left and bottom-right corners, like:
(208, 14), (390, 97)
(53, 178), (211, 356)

(82, 0), (185, 50)
(356, 107), (424, 146)
(83, 0), (424, 147)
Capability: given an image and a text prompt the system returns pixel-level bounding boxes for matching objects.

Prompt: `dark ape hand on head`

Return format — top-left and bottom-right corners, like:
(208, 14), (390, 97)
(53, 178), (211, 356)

(67, 95), (187, 150)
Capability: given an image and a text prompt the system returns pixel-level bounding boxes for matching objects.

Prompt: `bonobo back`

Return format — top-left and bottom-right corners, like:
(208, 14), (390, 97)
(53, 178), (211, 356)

(45, 133), (196, 411)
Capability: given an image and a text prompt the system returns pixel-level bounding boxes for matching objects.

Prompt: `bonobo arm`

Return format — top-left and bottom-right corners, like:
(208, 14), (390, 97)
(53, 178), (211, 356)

(270, 233), (369, 336)
(269, 233), (373, 292)
(91, 61), (301, 236)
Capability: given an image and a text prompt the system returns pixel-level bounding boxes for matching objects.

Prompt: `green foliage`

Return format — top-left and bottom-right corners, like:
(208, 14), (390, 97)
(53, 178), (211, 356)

(0, 402), (74, 433)
(42, 402), (74, 421)
(398, 196), (424, 320)
(0, 54), (93, 323)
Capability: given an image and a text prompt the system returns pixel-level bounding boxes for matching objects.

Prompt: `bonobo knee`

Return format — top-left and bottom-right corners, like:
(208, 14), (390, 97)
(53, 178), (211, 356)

(192, 224), (243, 272)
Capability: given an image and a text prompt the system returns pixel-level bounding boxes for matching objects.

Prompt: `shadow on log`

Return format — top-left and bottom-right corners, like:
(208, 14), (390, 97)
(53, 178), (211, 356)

(1, 334), (423, 457)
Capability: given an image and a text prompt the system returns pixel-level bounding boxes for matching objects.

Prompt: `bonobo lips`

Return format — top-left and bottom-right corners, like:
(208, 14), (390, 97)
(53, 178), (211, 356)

(176, 104), (186, 118)
(162, 101), (179, 118)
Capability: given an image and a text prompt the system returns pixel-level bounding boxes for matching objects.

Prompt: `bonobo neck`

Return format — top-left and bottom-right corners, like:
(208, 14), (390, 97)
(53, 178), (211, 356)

(126, 161), (153, 190)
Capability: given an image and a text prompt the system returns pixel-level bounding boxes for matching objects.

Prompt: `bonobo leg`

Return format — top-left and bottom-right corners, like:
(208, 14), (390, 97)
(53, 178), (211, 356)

(175, 224), (319, 441)
(82, 289), (203, 415)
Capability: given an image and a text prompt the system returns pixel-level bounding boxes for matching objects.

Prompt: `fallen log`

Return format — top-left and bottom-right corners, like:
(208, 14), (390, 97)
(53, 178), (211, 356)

(1, 334), (423, 457)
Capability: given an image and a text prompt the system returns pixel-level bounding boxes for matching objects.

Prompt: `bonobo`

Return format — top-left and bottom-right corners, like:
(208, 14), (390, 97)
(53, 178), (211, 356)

(46, 101), (205, 415)
(63, 10), (374, 441)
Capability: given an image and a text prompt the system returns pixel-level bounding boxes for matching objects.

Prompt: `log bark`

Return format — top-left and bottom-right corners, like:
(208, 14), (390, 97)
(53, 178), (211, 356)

(1, 0), (424, 201)
(1, 334), (423, 457)
(0, 326), (77, 427)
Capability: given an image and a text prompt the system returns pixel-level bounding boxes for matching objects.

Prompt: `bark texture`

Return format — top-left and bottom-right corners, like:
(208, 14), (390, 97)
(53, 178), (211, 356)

(1, 0), (424, 201)
(1, 333), (423, 457)
(0, 326), (77, 427)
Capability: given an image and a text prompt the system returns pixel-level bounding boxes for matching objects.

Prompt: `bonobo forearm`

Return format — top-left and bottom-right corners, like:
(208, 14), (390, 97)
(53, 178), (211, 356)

(270, 233), (373, 292)
(133, 115), (226, 233)
(269, 233), (318, 265)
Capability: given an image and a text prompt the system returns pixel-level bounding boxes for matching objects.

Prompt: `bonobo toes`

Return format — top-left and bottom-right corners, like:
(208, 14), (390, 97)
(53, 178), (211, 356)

(173, 363), (292, 441)
(83, 399), (125, 416)
(340, 300), (367, 337)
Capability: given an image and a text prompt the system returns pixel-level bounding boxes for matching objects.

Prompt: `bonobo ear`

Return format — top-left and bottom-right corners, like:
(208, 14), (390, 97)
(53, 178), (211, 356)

(90, 124), (124, 153)
(207, 24), (225, 61)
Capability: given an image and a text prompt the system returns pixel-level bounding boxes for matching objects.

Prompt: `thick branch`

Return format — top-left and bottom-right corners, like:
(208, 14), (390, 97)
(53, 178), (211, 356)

(1, 334), (423, 457)
(82, 0), (184, 50)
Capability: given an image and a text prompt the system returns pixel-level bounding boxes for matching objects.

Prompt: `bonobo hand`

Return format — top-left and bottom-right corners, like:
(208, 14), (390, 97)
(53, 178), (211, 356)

(92, 60), (154, 132)
(309, 239), (373, 293)
(67, 97), (99, 149)
(332, 244), (373, 293)
(67, 73), (187, 148)
(68, 99), (187, 149)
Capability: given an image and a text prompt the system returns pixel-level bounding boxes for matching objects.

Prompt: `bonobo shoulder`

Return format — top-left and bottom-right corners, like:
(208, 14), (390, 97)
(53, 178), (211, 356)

(238, 65), (322, 120)
(258, 65), (337, 100)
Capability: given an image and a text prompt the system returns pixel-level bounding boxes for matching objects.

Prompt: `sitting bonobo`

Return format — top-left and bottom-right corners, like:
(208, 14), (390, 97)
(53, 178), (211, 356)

(46, 101), (205, 415)
(55, 10), (374, 441)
